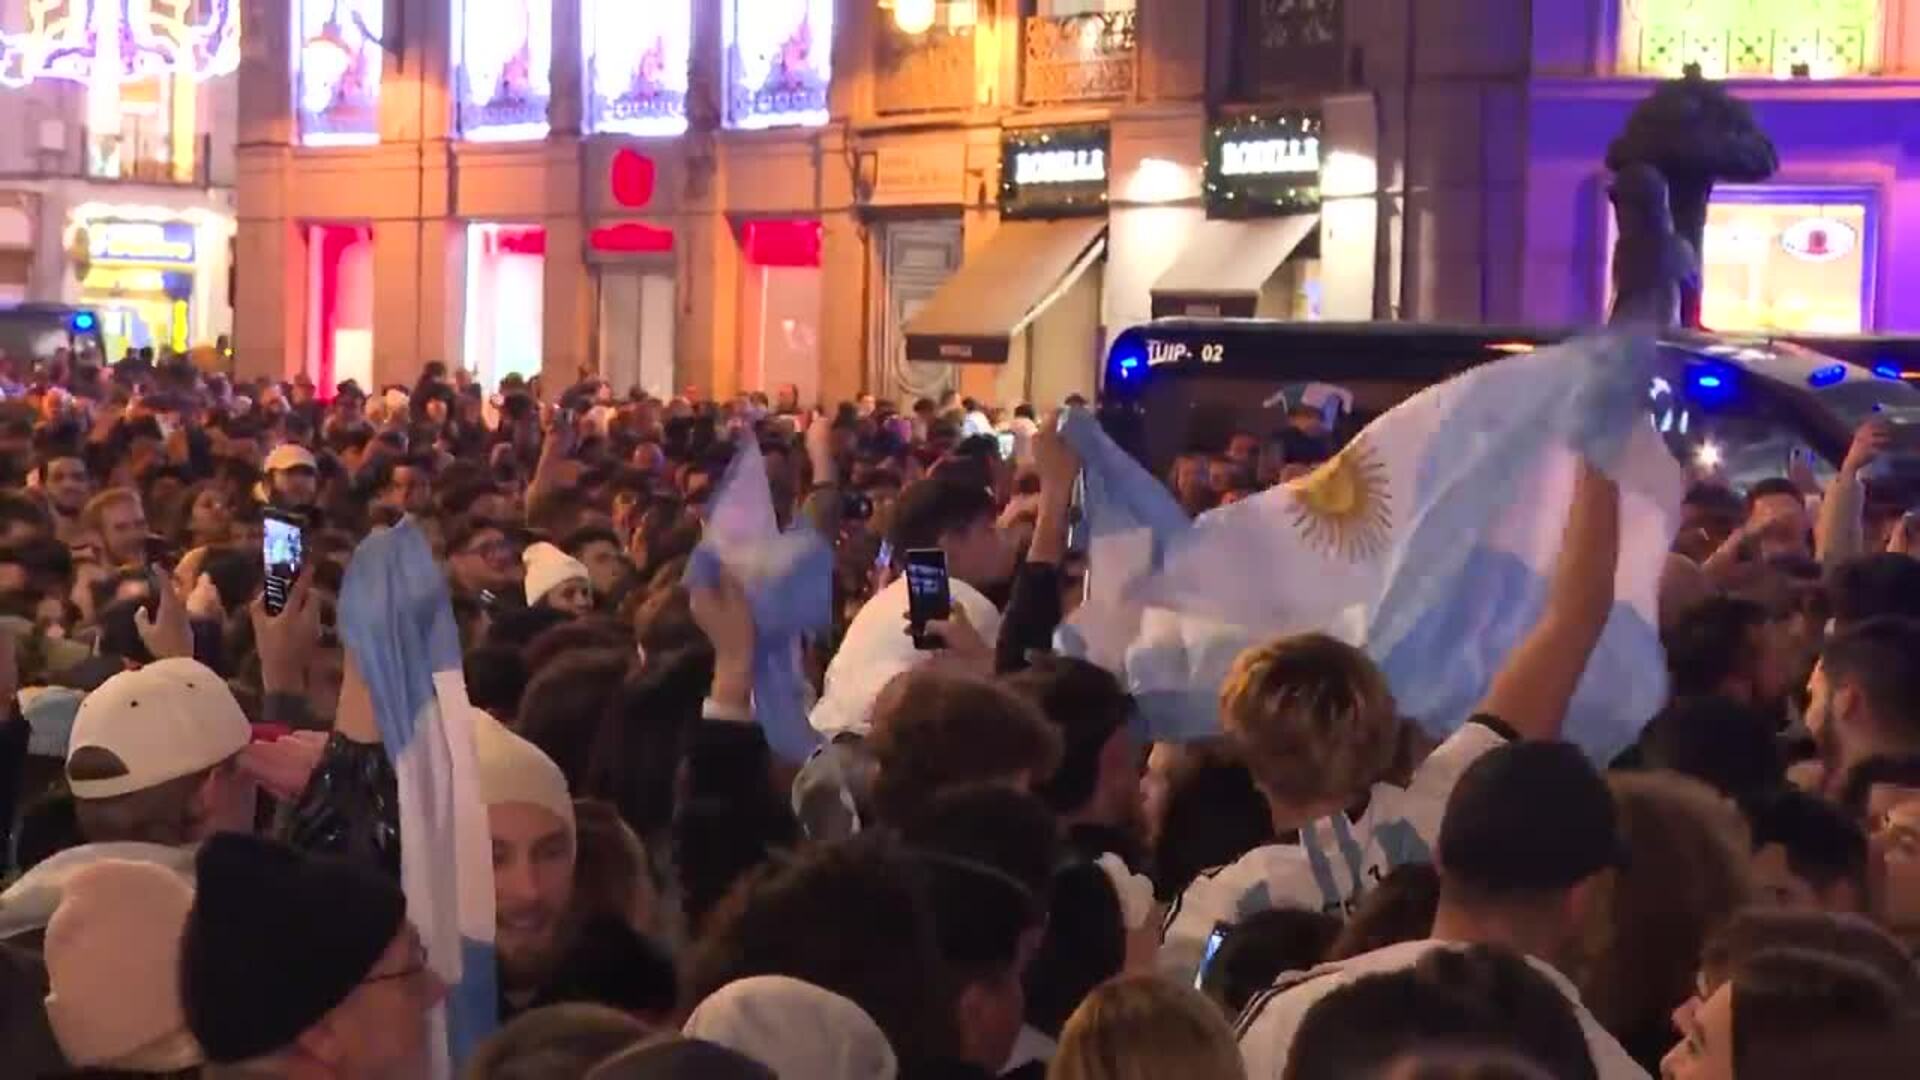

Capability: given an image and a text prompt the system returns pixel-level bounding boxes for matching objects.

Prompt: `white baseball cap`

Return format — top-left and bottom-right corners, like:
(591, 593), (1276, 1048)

(263, 443), (318, 473)
(65, 658), (252, 800)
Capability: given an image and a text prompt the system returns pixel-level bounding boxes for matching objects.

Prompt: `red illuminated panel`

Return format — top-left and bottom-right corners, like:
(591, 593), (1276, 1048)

(740, 219), (822, 268)
(493, 227), (547, 256)
(590, 222), (675, 254)
(611, 149), (657, 208)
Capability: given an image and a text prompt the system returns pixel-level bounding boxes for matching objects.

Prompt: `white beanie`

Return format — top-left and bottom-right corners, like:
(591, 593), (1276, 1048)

(44, 859), (203, 1071)
(684, 975), (898, 1080)
(472, 709), (575, 838)
(523, 541), (590, 606)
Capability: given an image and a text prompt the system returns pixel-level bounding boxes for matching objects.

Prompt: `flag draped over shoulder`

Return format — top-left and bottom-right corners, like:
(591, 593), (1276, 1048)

(337, 521), (496, 1073)
(1064, 333), (1685, 762)
(683, 434), (835, 763)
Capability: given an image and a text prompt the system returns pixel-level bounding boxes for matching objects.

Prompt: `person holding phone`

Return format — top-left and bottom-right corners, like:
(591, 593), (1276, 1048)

(810, 477), (1016, 740)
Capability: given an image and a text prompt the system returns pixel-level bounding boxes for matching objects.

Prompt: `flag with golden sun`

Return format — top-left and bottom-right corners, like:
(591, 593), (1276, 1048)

(1059, 333), (1684, 762)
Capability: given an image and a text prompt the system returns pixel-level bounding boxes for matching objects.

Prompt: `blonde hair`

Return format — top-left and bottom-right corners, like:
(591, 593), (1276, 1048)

(1219, 633), (1398, 807)
(1049, 974), (1246, 1080)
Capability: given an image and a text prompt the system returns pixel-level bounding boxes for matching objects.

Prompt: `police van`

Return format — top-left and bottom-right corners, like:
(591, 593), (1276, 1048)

(1099, 320), (1920, 495)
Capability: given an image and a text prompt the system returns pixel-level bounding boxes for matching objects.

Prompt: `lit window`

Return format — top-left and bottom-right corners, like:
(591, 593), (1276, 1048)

(584, 0), (691, 135)
(295, 0), (384, 145)
(454, 0), (552, 141)
(1699, 195), (1870, 333)
(1619, 0), (1882, 79)
(722, 0), (833, 129)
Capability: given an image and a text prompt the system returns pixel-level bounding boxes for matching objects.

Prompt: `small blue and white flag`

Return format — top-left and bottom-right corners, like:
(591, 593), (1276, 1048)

(683, 434), (835, 763)
(1064, 333), (1685, 761)
(338, 521), (496, 1074)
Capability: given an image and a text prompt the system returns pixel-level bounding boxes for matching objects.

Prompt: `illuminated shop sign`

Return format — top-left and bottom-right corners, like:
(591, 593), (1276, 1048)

(1000, 126), (1110, 219)
(722, 0), (833, 130)
(1207, 111), (1323, 218)
(87, 221), (198, 267)
(1781, 217), (1858, 263)
(456, 0), (553, 140)
(586, 0), (691, 135)
(0, 0), (240, 87)
(1015, 148), (1106, 185)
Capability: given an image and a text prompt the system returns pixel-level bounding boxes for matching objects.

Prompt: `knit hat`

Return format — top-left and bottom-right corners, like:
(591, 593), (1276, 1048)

(472, 708), (576, 837)
(65, 657), (251, 799)
(588, 1037), (776, 1080)
(683, 976), (898, 1080)
(181, 833), (407, 1063)
(523, 541), (590, 606)
(44, 860), (203, 1071)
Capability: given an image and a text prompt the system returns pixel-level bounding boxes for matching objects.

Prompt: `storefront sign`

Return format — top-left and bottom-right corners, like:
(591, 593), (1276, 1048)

(1206, 111), (1324, 218)
(867, 144), (967, 207)
(1781, 217), (1858, 263)
(1000, 126), (1110, 219)
(87, 222), (198, 267)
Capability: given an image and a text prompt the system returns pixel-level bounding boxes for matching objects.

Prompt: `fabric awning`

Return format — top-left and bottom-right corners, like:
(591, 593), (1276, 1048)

(904, 219), (1107, 364)
(1150, 215), (1319, 319)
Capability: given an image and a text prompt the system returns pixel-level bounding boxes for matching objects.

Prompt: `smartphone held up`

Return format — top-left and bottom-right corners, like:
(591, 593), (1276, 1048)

(261, 509), (307, 615)
(904, 548), (952, 651)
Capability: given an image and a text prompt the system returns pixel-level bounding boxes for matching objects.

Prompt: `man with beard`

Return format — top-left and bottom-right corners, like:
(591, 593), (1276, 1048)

(474, 710), (673, 1020)
(31, 452), (92, 548)
(1803, 618), (1920, 808)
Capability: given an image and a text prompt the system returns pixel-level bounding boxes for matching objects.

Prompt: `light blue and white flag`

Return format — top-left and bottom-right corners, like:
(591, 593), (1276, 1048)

(1064, 333), (1685, 761)
(338, 521), (496, 1074)
(683, 434), (835, 763)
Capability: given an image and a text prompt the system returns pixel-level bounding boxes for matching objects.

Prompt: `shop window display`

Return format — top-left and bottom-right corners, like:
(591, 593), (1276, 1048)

(722, 0), (833, 129)
(584, 0), (690, 135)
(455, 0), (552, 140)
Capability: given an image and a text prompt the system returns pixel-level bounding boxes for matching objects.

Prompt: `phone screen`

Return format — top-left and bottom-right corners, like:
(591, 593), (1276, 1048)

(262, 511), (305, 615)
(904, 548), (951, 651)
(1195, 923), (1230, 989)
(996, 431), (1015, 460)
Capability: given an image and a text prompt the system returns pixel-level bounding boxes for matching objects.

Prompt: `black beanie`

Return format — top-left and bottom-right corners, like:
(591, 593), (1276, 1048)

(181, 833), (407, 1063)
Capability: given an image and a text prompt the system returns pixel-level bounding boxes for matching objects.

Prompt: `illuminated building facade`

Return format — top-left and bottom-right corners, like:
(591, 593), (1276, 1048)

(0, 0), (238, 359)
(229, 0), (1920, 402)
(1426, 0), (1920, 333)
(230, 0), (1386, 403)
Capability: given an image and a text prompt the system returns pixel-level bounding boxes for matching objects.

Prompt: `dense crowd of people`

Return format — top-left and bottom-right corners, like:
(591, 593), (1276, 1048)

(0, 350), (1913, 1080)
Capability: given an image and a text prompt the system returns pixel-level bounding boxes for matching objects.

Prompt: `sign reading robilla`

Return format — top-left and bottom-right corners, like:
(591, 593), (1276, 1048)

(1206, 110), (1323, 217)
(1000, 125), (1110, 220)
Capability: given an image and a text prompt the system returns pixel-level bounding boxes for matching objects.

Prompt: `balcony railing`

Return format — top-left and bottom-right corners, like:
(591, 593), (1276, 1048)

(876, 24), (976, 115)
(1021, 10), (1136, 106)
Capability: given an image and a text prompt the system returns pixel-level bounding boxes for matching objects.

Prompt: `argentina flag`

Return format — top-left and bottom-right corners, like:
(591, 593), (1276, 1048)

(1065, 333), (1685, 761)
(338, 521), (496, 1073)
(683, 433), (836, 763)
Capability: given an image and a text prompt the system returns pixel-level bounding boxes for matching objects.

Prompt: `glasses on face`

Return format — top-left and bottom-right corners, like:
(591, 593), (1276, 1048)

(460, 537), (510, 560)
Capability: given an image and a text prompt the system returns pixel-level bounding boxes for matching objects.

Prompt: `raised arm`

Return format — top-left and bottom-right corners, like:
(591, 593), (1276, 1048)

(1474, 459), (1621, 741)
(1817, 420), (1886, 568)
